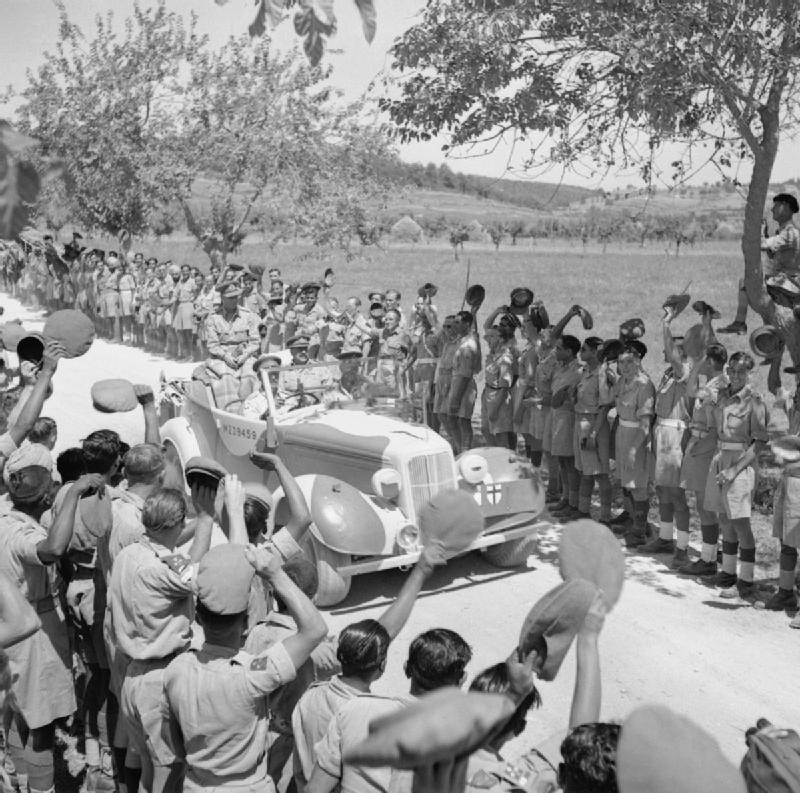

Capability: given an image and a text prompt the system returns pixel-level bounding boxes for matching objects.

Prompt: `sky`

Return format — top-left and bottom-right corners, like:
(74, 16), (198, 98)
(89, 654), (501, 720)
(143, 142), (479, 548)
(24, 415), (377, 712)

(2, 0), (800, 192)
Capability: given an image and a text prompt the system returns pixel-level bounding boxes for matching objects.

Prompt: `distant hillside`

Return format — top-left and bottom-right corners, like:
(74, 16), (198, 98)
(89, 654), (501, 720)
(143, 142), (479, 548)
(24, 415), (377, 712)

(385, 189), (543, 224)
(378, 159), (601, 210)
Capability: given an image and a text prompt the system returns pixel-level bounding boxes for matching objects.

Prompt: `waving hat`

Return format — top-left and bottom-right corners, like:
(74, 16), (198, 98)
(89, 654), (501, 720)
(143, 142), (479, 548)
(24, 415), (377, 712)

(518, 579), (598, 681)
(618, 705), (746, 793)
(43, 310), (95, 358)
(417, 283), (438, 299)
(574, 305), (594, 330)
(16, 333), (44, 364)
(184, 456), (228, 489)
(0, 321), (27, 352)
(529, 301), (550, 332)
(619, 318), (645, 340)
(344, 688), (515, 768)
(662, 293), (691, 316)
(559, 519), (625, 609)
(418, 489), (484, 554)
(464, 284), (486, 309)
(91, 379), (139, 413)
(749, 325), (782, 359)
(692, 300), (721, 319)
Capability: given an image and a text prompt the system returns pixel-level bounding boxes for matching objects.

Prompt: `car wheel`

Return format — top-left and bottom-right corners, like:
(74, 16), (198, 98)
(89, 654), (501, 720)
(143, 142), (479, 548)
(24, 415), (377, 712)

(302, 533), (352, 607)
(481, 534), (537, 568)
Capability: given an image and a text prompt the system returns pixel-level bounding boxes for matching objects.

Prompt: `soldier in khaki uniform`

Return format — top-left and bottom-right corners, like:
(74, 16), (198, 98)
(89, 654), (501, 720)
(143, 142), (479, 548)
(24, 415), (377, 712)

(162, 543), (327, 793)
(446, 310), (482, 454)
(97, 256), (121, 342)
(204, 282), (261, 412)
(0, 444), (103, 793)
(639, 311), (693, 563)
(109, 488), (215, 793)
(703, 351), (769, 602)
(611, 341), (656, 548)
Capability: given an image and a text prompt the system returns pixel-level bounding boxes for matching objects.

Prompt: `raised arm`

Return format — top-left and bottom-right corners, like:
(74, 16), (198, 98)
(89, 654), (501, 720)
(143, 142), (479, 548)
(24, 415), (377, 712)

(250, 450), (312, 543)
(378, 544), (445, 640)
(662, 311), (685, 378)
(247, 545), (327, 669)
(6, 341), (63, 447)
(37, 474), (105, 564)
(569, 592), (606, 729)
(550, 305), (579, 341)
(133, 384), (160, 446)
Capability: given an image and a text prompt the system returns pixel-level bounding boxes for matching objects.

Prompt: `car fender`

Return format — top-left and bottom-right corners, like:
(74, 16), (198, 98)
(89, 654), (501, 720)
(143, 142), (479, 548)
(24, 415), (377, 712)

(160, 417), (204, 468)
(274, 474), (398, 556)
(456, 447), (545, 519)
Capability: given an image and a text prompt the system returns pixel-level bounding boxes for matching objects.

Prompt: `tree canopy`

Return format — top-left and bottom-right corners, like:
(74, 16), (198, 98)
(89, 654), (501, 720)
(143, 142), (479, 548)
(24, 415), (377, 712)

(13, 1), (393, 260)
(384, 0), (800, 356)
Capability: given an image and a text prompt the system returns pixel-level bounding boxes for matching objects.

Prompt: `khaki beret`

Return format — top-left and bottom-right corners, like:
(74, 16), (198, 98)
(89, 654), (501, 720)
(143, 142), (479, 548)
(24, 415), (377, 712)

(196, 544), (255, 615)
(43, 310), (95, 358)
(344, 688), (515, 768)
(418, 490), (484, 554)
(90, 379), (139, 413)
(184, 456), (228, 489)
(518, 579), (597, 681)
(618, 705), (746, 793)
(559, 519), (625, 609)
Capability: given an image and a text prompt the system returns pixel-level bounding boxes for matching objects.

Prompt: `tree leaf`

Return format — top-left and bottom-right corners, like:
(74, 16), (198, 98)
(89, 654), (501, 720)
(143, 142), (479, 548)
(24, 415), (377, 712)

(249, 0), (268, 37)
(354, 0), (376, 43)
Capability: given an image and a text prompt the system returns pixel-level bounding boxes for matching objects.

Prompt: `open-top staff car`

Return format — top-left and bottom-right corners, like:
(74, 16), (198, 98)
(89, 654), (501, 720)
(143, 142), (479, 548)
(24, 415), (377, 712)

(158, 357), (546, 605)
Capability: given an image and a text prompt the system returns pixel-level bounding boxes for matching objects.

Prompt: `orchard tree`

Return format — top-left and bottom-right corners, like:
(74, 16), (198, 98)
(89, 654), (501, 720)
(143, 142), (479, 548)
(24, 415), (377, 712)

(383, 0), (800, 362)
(484, 218), (506, 250)
(15, 2), (200, 236)
(507, 218), (526, 246)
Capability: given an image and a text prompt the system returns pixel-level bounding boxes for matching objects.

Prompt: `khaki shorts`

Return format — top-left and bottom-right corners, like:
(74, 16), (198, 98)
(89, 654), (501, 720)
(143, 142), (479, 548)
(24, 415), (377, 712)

(447, 378), (477, 420)
(121, 658), (180, 767)
(703, 452), (756, 520)
(773, 475), (800, 548)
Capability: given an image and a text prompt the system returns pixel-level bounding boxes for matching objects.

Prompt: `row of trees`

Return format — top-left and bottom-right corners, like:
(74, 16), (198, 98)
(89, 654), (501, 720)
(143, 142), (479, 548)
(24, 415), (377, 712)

(14, 3), (395, 263)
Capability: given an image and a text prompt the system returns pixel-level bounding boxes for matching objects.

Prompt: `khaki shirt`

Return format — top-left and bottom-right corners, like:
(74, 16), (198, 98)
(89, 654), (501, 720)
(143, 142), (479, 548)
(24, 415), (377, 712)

(453, 334), (480, 378)
(575, 365), (610, 414)
(0, 502), (51, 603)
(315, 693), (411, 793)
(108, 536), (195, 660)
(615, 372), (655, 423)
(292, 676), (362, 787)
(97, 489), (146, 587)
(763, 220), (800, 277)
(163, 641), (296, 789)
(711, 384), (768, 445)
(205, 307), (260, 362)
(687, 374), (727, 456)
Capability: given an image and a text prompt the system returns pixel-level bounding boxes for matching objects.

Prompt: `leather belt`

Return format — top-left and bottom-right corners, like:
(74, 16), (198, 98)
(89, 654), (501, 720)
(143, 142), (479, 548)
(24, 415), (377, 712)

(718, 441), (747, 451)
(691, 429), (709, 438)
(618, 419), (641, 429)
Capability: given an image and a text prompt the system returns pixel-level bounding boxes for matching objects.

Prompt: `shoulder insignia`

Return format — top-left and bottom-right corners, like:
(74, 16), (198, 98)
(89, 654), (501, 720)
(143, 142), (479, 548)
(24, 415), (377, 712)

(250, 655), (272, 671)
(162, 554), (191, 575)
(468, 769), (499, 789)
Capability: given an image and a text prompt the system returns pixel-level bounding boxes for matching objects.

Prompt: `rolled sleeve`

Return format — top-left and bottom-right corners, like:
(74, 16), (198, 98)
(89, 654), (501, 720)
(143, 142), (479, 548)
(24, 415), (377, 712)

(0, 432), (17, 460)
(11, 531), (45, 567)
(270, 528), (301, 562)
(244, 641), (297, 696)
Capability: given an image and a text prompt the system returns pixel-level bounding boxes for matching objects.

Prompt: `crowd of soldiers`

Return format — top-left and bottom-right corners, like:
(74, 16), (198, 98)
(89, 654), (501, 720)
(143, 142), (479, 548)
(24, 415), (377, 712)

(1, 207), (800, 793)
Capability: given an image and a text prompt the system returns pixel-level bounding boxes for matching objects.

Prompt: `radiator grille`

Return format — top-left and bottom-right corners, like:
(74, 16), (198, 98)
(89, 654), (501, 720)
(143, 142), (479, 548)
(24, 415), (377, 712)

(407, 452), (457, 518)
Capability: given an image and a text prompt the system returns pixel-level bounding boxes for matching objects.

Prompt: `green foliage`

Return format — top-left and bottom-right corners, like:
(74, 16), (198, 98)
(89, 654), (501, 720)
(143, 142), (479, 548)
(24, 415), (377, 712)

(218, 0), (377, 67)
(16, 2), (200, 236)
(13, 2), (394, 260)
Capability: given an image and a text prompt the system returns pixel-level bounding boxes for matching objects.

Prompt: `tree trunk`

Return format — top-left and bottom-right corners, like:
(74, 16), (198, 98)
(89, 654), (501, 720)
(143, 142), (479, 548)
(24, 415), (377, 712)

(739, 120), (800, 362)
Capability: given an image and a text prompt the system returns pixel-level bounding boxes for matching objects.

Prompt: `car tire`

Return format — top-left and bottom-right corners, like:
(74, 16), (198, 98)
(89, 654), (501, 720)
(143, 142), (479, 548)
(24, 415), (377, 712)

(481, 534), (537, 568)
(302, 533), (352, 607)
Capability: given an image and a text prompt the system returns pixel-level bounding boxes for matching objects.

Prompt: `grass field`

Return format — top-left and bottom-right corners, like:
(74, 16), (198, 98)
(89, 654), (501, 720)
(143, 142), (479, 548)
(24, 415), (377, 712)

(88, 234), (785, 571)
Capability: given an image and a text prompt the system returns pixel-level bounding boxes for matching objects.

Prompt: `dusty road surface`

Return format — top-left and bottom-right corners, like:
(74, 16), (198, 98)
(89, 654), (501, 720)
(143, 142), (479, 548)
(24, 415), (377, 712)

(4, 296), (797, 768)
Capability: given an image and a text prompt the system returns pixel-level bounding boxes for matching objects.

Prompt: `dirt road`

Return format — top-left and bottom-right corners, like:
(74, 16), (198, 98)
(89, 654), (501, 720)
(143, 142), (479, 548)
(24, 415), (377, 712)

(5, 296), (797, 767)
